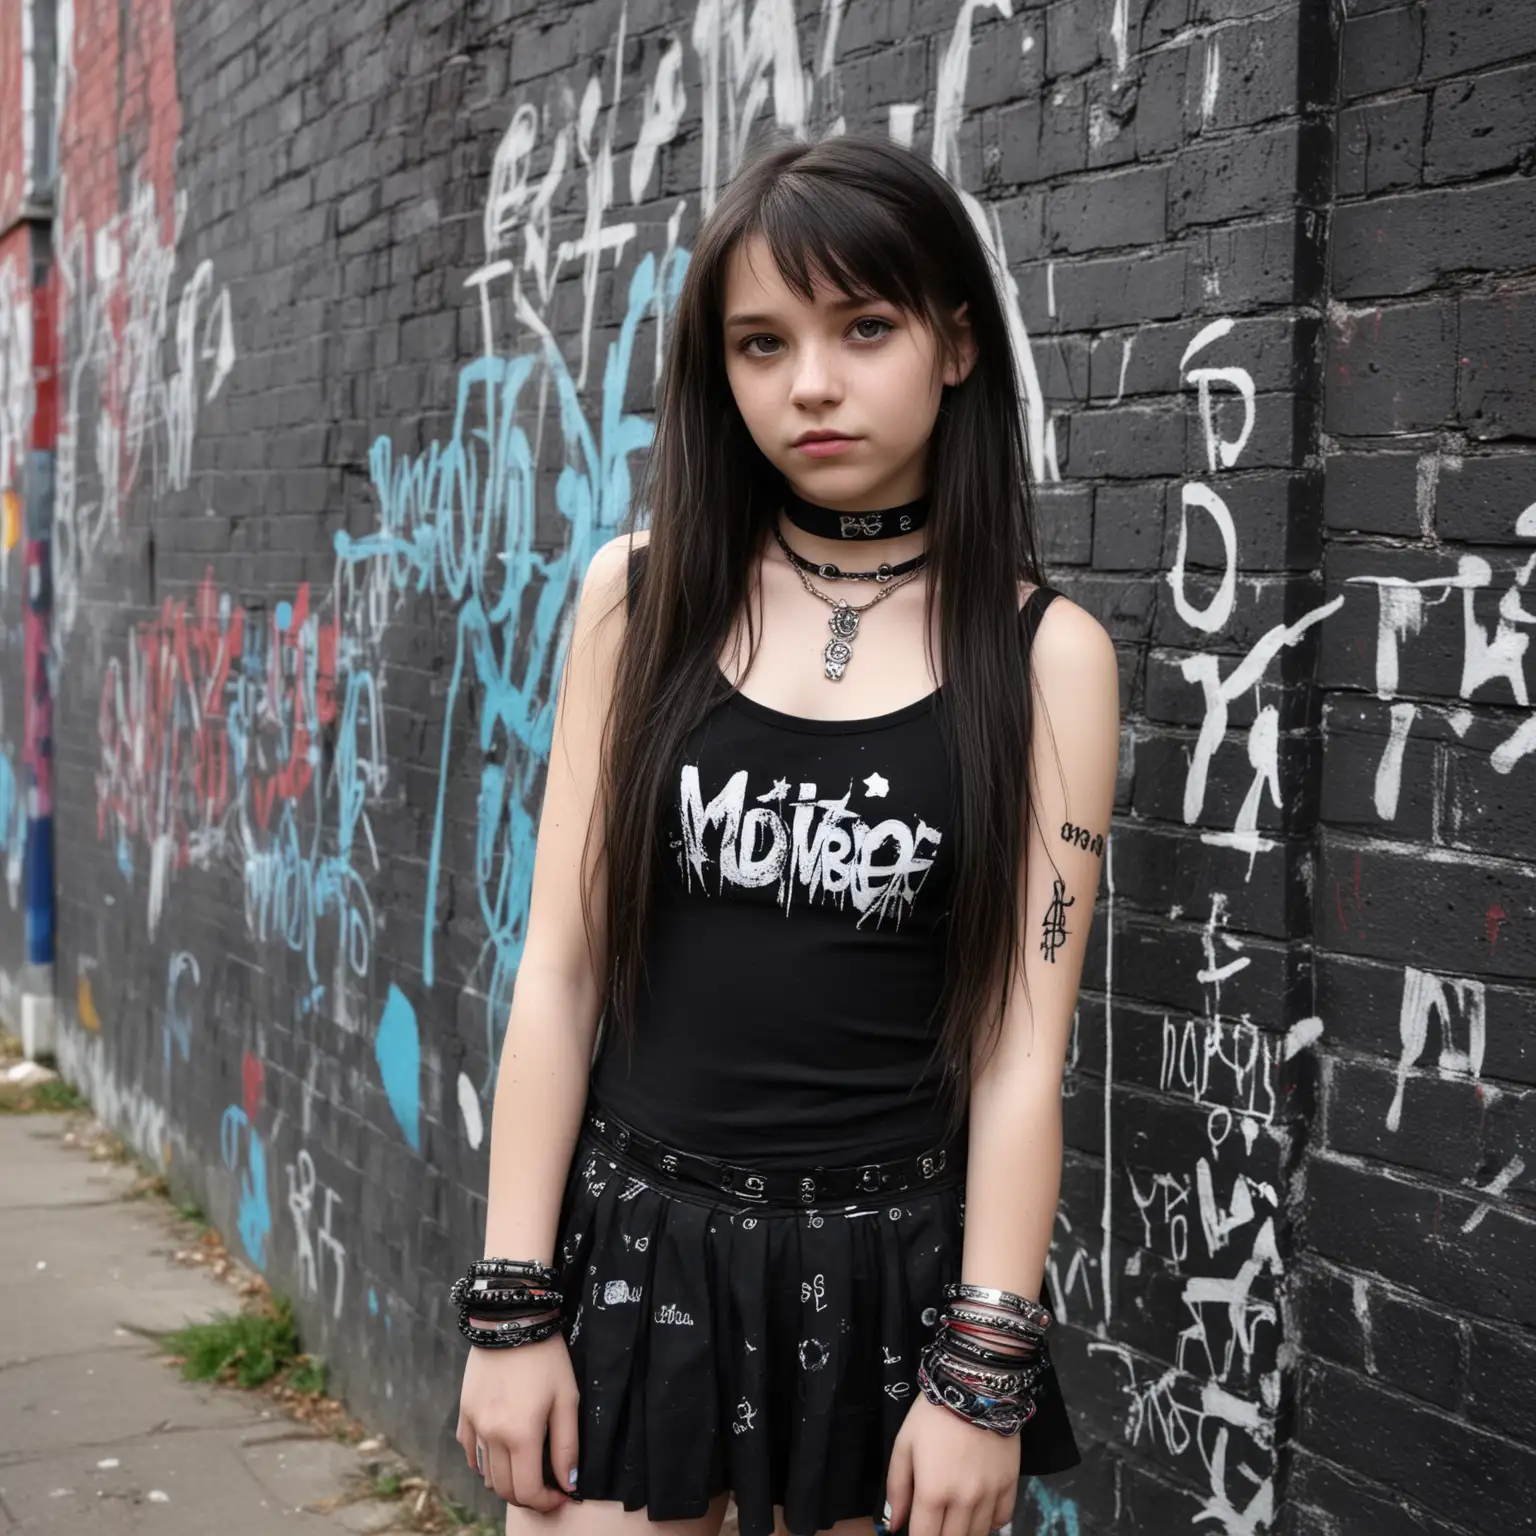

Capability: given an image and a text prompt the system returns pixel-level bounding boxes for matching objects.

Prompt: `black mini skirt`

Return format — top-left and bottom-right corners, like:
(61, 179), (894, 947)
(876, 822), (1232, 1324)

(550, 1100), (1080, 1536)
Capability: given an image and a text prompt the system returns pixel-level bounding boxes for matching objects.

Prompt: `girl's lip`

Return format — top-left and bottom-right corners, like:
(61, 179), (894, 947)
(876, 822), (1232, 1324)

(795, 436), (859, 455)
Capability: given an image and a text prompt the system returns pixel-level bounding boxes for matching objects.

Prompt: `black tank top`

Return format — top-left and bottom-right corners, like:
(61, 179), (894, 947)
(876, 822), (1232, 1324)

(588, 545), (1059, 1166)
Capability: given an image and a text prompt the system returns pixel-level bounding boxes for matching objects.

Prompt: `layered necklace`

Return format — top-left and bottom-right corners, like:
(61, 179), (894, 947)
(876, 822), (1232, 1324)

(774, 488), (932, 682)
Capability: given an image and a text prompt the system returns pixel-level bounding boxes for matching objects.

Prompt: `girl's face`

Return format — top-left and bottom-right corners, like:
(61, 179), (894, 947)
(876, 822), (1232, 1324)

(721, 234), (974, 512)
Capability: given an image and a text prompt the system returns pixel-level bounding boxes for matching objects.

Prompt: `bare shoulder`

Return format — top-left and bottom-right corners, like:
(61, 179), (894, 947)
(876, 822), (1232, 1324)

(586, 525), (651, 585)
(1021, 587), (1119, 805)
(577, 527), (652, 620)
(1024, 585), (1119, 706)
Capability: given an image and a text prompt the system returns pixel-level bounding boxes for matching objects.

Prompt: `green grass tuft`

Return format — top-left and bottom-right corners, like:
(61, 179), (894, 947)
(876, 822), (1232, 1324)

(288, 1353), (327, 1395)
(159, 1295), (303, 1390)
(33, 1079), (88, 1111)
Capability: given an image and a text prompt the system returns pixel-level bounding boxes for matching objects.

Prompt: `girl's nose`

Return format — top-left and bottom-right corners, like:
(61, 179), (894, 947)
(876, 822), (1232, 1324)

(789, 345), (842, 405)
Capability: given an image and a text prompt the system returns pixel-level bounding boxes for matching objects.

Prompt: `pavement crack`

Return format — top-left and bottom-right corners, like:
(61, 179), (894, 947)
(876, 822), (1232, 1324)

(0, 1416), (270, 1470)
(0, 1342), (148, 1372)
(4, 1195), (140, 1212)
(239, 1427), (337, 1448)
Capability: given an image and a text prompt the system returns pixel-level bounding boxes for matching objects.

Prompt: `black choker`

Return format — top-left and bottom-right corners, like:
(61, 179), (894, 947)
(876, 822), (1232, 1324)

(782, 487), (930, 541)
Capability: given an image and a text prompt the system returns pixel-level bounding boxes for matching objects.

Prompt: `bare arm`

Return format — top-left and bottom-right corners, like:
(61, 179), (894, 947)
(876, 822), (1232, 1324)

(883, 596), (1121, 1536)
(962, 596), (1120, 1304)
(480, 529), (647, 1264)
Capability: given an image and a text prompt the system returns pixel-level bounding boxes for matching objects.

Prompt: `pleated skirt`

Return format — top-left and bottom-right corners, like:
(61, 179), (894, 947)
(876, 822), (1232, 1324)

(549, 1111), (1080, 1536)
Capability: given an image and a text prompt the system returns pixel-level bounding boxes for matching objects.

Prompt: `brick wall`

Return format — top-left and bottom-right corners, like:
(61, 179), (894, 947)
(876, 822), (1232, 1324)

(1, 0), (1532, 1530)
(0, 0), (59, 998)
(0, 218), (34, 1000)
(1295, 3), (1536, 1530)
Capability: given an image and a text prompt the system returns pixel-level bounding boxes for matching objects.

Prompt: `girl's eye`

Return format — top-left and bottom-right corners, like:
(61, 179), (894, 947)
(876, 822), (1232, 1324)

(852, 317), (893, 341)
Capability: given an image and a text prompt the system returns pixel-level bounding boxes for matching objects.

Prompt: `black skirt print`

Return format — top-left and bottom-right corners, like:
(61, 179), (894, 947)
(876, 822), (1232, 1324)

(550, 1120), (1080, 1536)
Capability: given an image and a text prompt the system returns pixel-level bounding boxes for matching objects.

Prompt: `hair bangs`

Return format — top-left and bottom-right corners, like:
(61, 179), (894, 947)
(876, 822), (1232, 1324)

(747, 171), (936, 324)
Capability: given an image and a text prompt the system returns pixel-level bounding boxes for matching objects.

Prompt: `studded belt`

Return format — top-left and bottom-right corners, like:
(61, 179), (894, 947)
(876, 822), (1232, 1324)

(582, 1102), (965, 1207)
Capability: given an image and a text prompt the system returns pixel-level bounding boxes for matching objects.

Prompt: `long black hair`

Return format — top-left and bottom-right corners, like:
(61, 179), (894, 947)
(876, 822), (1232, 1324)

(586, 128), (1047, 1137)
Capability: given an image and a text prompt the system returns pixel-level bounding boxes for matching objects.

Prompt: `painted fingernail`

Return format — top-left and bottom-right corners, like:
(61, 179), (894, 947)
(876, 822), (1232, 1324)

(568, 1467), (579, 1486)
(883, 1501), (893, 1522)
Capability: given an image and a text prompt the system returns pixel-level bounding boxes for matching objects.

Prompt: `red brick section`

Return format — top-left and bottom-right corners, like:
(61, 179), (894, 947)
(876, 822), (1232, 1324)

(0, 6), (25, 233)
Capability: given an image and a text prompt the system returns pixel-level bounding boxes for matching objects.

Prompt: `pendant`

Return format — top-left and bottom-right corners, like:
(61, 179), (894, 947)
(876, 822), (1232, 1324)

(824, 602), (860, 681)
(839, 513), (884, 538)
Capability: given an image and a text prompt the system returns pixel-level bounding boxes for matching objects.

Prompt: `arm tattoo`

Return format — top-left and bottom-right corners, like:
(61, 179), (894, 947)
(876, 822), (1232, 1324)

(1060, 820), (1106, 858)
(1040, 876), (1075, 962)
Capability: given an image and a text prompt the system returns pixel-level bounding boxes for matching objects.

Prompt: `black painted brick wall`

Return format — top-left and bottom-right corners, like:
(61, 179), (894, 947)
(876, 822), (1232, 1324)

(1295, 1), (1536, 1530)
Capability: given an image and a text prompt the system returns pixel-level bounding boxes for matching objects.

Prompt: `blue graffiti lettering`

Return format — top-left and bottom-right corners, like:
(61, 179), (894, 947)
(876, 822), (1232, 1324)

(219, 1104), (272, 1270)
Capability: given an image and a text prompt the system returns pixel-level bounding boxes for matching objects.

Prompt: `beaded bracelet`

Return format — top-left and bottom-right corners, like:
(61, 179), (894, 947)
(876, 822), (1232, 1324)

(457, 1313), (562, 1350)
(464, 1257), (562, 1288)
(450, 1282), (562, 1314)
(452, 1256), (565, 1350)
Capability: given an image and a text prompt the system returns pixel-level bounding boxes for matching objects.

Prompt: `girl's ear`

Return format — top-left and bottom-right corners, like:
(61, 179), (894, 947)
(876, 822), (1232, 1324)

(942, 302), (978, 388)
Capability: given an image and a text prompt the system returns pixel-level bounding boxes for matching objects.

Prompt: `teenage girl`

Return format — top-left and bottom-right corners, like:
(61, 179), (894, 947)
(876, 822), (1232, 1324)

(454, 130), (1120, 1536)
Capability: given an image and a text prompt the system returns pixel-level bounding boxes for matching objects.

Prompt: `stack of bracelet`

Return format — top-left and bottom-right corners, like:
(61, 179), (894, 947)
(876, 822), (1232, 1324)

(450, 1258), (565, 1349)
(916, 1283), (1054, 1436)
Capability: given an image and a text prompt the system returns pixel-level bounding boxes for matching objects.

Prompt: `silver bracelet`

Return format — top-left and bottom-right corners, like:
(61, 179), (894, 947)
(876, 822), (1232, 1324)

(946, 1303), (1049, 1342)
(943, 1283), (1053, 1334)
(927, 1351), (1030, 1394)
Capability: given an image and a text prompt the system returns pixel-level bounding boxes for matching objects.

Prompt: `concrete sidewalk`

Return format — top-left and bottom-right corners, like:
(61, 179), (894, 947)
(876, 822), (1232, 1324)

(0, 1113), (417, 1533)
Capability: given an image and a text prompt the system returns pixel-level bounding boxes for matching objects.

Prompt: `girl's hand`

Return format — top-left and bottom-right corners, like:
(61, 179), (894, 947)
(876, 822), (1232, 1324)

(885, 1392), (1022, 1536)
(456, 1333), (580, 1511)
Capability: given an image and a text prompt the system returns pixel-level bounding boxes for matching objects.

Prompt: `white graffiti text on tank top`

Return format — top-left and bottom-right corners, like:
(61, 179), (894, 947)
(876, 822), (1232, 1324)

(673, 765), (943, 927)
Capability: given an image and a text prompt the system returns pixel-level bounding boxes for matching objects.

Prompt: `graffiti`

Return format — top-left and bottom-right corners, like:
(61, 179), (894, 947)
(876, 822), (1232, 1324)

(0, 746), (26, 905)
(95, 569), (242, 924)
(54, 174), (233, 642)
(1062, 330), (1316, 1534)
(1174, 319), (1344, 866)
(286, 1147), (347, 1320)
(1044, 1209), (1099, 1326)
(1089, 1341), (1276, 1536)
(374, 984), (421, 1153)
(54, 1009), (177, 1168)
(1079, 920), (1291, 1532)
(1022, 1483), (1081, 1536)
(227, 584), (340, 837)
(94, 566), (387, 985)
(0, 252), (29, 500)
(163, 949), (198, 1071)
(1386, 965), (1487, 1132)
(1347, 501), (1536, 813)
(238, 645), (385, 996)
(220, 1103), (271, 1271)
(1160, 1015), (1279, 1126)
(50, 0), (233, 646)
